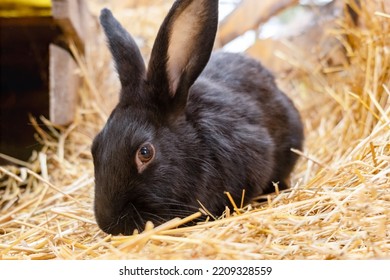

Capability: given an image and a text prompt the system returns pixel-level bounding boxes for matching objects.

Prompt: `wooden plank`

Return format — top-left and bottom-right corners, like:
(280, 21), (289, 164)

(245, 1), (349, 75)
(51, 0), (88, 52)
(49, 44), (78, 126)
(217, 0), (299, 46)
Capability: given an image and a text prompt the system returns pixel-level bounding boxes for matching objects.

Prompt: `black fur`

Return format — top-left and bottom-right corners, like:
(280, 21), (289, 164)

(92, 0), (304, 235)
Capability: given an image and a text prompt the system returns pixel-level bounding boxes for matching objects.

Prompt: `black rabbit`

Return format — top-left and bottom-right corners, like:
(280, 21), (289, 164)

(92, 0), (304, 235)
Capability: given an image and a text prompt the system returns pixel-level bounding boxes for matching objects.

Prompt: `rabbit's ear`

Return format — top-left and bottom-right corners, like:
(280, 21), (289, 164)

(147, 0), (218, 113)
(100, 9), (145, 90)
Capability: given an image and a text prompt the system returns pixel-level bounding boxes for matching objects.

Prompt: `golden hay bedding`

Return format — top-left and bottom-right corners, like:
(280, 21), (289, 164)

(0, 0), (389, 259)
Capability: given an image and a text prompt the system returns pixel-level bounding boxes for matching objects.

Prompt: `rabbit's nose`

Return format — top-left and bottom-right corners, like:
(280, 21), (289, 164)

(94, 203), (140, 235)
(95, 211), (131, 235)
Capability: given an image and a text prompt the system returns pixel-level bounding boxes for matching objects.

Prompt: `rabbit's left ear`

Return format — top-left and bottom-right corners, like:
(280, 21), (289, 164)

(147, 0), (218, 114)
(100, 9), (145, 91)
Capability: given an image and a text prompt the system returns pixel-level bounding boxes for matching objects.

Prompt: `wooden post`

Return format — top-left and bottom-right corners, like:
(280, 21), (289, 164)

(49, 0), (90, 126)
(51, 0), (88, 52)
(49, 44), (79, 126)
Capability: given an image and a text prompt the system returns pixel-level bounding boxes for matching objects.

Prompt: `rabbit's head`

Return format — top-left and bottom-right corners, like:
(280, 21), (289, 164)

(92, 0), (219, 235)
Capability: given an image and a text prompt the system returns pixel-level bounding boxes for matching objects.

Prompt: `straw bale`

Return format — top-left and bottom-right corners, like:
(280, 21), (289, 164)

(0, 0), (389, 260)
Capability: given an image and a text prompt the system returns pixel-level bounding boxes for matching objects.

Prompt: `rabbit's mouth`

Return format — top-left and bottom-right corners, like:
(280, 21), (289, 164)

(95, 198), (202, 235)
(94, 201), (145, 235)
(94, 197), (163, 235)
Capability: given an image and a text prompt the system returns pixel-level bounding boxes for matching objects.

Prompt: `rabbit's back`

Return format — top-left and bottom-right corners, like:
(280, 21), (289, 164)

(187, 52), (304, 193)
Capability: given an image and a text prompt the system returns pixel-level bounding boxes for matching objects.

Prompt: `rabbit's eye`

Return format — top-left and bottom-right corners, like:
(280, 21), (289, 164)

(137, 143), (155, 163)
(135, 143), (155, 173)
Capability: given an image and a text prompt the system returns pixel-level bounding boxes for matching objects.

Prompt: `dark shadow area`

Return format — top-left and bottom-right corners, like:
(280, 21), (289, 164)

(0, 17), (60, 164)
